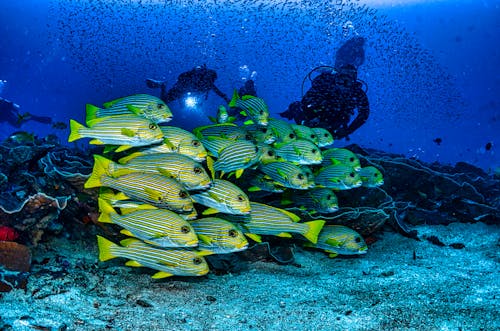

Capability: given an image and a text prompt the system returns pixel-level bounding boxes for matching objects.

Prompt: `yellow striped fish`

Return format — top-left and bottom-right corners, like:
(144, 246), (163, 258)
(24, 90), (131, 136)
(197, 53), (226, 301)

(85, 155), (194, 213)
(86, 94), (173, 124)
(314, 164), (362, 190)
(359, 166), (384, 187)
(97, 236), (209, 278)
(141, 126), (207, 162)
(244, 124), (277, 144)
(200, 136), (235, 158)
(117, 152), (211, 190)
(311, 127), (334, 147)
(193, 123), (250, 140)
(209, 140), (261, 178)
(190, 217), (248, 254)
(290, 124), (319, 145)
(321, 148), (361, 171)
(304, 225), (368, 258)
(259, 161), (312, 190)
(283, 188), (339, 214)
(229, 90), (269, 126)
(238, 202), (325, 244)
(274, 139), (323, 165)
(68, 114), (163, 152)
(267, 118), (297, 144)
(191, 179), (251, 215)
(98, 198), (198, 248)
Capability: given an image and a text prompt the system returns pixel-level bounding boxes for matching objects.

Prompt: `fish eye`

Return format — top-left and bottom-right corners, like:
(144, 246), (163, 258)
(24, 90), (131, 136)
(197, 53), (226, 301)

(355, 236), (361, 243)
(311, 134), (316, 140)
(259, 110), (264, 115)
(267, 150), (275, 157)
(158, 103), (165, 109)
(149, 123), (158, 130)
(289, 133), (295, 139)
(157, 196), (163, 202)
(228, 229), (238, 237)
(260, 128), (267, 133)
(245, 134), (253, 140)
(193, 257), (203, 265)
(254, 146), (259, 153)
(349, 157), (355, 162)
(349, 172), (355, 178)
(179, 190), (188, 198)
(181, 225), (191, 234)
(327, 195), (332, 200)
(312, 148), (317, 154)
(374, 173), (379, 177)
(324, 133), (329, 137)
(194, 167), (203, 174)
(298, 174), (304, 180)
(192, 140), (201, 147)
(237, 194), (245, 202)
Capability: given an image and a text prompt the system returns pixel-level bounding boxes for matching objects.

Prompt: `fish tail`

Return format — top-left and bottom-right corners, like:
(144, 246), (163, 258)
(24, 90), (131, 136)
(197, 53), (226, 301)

(68, 119), (85, 142)
(228, 89), (239, 108)
(97, 198), (116, 223)
(85, 104), (100, 125)
(302, 220), (326, 244)
(84, 154), (110, 188)
(96, 235), (119, 261)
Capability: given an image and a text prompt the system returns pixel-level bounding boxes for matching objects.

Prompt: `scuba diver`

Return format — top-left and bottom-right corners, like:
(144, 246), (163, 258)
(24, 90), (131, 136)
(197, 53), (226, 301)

(146, 64), (230, 104)
(0, 97), (52, 128)
(280, 37), (369, 140)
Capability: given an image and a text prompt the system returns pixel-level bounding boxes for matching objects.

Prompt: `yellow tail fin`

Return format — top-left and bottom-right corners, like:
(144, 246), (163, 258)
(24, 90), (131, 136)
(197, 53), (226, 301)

(84, 154), (111, 188)
(302, 220), (326, 244)
(96, 235), (118, 261)
(68, 119), (85, 142)
(85, 104), (100, 125)
(97, 198), (117, 223)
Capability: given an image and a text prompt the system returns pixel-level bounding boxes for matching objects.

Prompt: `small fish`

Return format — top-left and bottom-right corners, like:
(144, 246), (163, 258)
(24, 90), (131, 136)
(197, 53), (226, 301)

(229, 90), (269, 126)
(208, 140), (261, 178)
(485, 142), (493, 151)
(191, 179), (251, 215)
(259, 161), (312, 190)
(86, 94), (173, 124)
(141, 126), (207, 162)
(283, 188), (339, 214)
(201, 136), (236, 158)
(267, 118), (296, 144)
(209, 105), (236, 124)
(98, 198), (198, 248)
(190, 217), (248, 254)
(85, 155), (194, 213)
(97, 236), (209, 278)
(68, 114), (163, 153)
(51, 121), (68, 130)
(247, 172), (285, 193)
(244, 124), (277, 144)
(311, 127), (334, 147)
(274, 139), (323, 165)
(358, 166), (384, 187)
(193, 123), (250, 141)
(321, 148), (361, 170)
(304, 225), (367, 258)
(314, 164), (362, 190)
(237, 202), (325, 244)
(290, 124), (319, 145)
(433, 137), (442, 145)
(117, 152), (211, 190)
(7, 131), (35, 144)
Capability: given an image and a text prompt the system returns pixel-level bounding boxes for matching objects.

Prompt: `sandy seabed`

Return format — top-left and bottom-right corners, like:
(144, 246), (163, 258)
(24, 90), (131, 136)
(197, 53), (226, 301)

(1, 222), (498, 331)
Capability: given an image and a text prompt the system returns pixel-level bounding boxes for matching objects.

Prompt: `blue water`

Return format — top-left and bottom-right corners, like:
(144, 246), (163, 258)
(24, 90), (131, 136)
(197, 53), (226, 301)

(0, 0), (498, 171)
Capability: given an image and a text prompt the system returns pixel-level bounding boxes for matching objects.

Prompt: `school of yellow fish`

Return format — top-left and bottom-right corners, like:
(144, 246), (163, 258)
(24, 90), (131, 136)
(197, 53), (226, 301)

(69, 92), (384, 278)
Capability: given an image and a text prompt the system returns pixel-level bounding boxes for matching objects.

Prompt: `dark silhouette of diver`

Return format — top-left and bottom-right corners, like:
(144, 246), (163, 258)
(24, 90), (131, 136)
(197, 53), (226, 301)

(280, 37), (369, 140)
(0, 97), (52, 128)
(146, 64), (230, 104)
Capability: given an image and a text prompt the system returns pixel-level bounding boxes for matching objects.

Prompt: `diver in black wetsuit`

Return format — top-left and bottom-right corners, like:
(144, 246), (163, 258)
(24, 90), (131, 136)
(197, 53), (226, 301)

(0, 97), (52, 128)
(280, 37), (369, 140)
(146, 64), (230, 104)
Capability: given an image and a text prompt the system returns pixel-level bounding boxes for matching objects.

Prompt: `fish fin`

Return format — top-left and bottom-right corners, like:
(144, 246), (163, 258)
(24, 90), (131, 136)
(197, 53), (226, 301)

(196, 250), (214, 257)
(228, 89), (239, 108)
(157, 167), (174, 178)
(278, 208), (301, 222)
(227, 116), (237, 123)
(280, 199), (293, 205)
(239, 110), (248, 116)
(245, 233), (262, 243)
(120, 229), (135, 237)
(120, 204), (157, 215)
(84, 154), (110, 188)
(144, 188), (163, 201)
(330, 158), (341, 165)
(241, 95), (255, 101)
(120, 238), (141, 247)
(276, 168), (288, 179)
(202, 208), (219, 215)
(325, 238), (343, 247)
(198, 234), (213, 245)
(152, 271), (174, 279)
(97, 198), (117, 223)
(208, 116), (217, 123)
(121, 128), (135, 137)
(89, 139), (105, 145)
(243, 119), (254, 125)
(126, 104), (144, 115)
(102, 97), (124, 108)
(85, 104), (100, 125)
(235, 169), (244, 179)
(277, 232), (292, 238)
(114, 145), (133, 153)
(118, 152), (143, 164)
(96, 235), (118, 261)
(327, 252), (339, 258)
(247, 186), (261, 192)
(68, 119), (85, 142)
(125, 260), (143, 267)
(302, 220), (326, 244)
(206, 156), (216, 179)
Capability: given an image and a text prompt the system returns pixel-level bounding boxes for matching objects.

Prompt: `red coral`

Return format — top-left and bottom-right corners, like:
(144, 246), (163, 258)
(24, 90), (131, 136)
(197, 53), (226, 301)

(0, 226), (19, 241)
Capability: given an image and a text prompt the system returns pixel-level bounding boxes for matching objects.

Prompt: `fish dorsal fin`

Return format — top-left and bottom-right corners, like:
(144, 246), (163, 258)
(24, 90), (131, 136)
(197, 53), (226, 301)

(114, 145), (133, 153)
(241, 95), (255, 101)
(103, 97), (125, 108)
(206, 156), (216, 179)
(202, 207), (220, 215)
(244, 233), (262, 243)
(120, 229), (135, 237)
(118, 152), (143, 164)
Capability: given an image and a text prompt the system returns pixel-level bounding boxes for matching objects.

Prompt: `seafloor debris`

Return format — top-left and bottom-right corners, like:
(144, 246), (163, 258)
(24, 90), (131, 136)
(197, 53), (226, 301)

(0, 241), (31, 292)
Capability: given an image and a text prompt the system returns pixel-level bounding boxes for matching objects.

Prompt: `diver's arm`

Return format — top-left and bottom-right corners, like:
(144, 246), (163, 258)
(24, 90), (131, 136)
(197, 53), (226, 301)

(345, 90), (369, 135)
(212, 85), (230, 104)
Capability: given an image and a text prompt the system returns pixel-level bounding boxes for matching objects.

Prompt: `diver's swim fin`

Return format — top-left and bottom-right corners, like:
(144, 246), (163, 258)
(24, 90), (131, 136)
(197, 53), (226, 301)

(145, 79), (166, 89)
